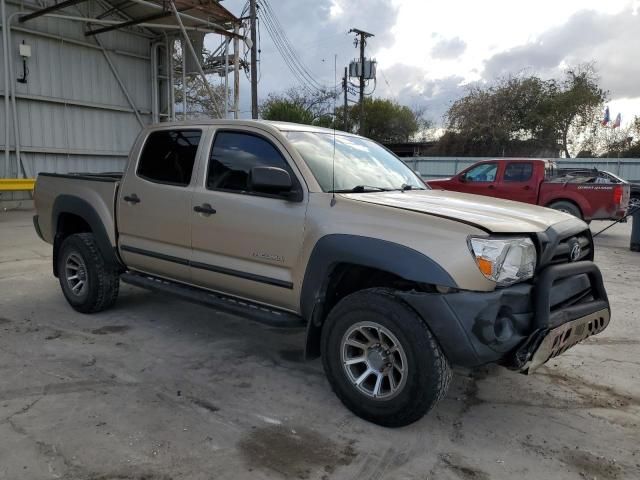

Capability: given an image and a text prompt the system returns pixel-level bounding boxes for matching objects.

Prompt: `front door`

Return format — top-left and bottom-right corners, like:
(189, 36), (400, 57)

(458, 161), (500, 197)
(190, 128), (308, 312)
(117, 128), (204, 283)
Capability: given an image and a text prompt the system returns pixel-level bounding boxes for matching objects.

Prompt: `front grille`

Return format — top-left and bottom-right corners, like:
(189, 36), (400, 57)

(548, 231), (592, 265)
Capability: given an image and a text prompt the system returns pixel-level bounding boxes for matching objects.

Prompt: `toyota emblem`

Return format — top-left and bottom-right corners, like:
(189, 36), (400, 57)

(569, 242), (582, 262)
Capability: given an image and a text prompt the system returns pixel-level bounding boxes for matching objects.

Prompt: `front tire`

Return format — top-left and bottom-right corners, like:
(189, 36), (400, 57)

(321, 288), (451, 427)
(57, 233), (119, 313)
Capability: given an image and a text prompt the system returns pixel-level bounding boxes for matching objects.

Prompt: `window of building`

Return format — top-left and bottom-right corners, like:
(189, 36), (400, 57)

(137, 129), (202, 186)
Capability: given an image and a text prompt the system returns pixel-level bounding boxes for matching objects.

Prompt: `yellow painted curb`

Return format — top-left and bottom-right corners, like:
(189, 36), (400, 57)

(0, 179), (35, 191)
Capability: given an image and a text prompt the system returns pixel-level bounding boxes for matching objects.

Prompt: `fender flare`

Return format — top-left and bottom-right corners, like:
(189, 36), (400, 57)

(300, 234), (458, 357)
(51, 195), (122, 276)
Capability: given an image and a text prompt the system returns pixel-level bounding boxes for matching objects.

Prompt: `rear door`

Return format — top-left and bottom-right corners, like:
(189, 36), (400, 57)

(190, 127), (308, 312)
(494, 161), (537, 204)
(117, 128), (204, 283)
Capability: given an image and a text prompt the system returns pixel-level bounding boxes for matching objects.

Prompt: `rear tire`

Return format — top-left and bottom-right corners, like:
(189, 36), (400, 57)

(548, 200), (582, 219)
(57, 233), (119, 313)
(321, 288), (451, 427)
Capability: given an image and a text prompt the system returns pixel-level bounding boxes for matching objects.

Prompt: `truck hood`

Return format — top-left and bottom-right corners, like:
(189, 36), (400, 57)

(345, 190), (577, 233)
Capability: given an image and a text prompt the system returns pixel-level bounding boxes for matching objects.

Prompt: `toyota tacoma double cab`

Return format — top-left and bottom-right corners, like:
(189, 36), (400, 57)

(33, 121), (611, 427)
(428, 158), (630, 222)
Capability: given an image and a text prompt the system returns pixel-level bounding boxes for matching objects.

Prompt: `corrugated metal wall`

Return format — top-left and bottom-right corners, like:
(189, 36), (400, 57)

(1, 0), (153, 186)
(404, 158), (640, 183)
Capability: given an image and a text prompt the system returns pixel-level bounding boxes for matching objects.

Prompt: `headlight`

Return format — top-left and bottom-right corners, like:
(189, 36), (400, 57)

(468, 237), (537, 286)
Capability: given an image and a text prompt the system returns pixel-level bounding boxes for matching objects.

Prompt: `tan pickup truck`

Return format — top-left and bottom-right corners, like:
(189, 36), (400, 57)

(33, 120), (611, 427)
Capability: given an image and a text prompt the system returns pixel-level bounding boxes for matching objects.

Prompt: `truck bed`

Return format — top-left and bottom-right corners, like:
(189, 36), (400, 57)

(34, 172), (121, 247)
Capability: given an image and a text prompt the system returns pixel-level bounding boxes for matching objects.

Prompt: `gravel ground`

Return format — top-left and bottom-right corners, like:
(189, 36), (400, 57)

(0, 208), (639, 480)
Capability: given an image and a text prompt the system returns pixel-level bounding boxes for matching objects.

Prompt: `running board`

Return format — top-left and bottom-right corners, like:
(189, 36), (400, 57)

(120, 272), (305, 328)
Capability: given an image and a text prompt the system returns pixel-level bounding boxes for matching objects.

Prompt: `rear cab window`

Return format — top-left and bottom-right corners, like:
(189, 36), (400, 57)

(137, 129), (202, 186)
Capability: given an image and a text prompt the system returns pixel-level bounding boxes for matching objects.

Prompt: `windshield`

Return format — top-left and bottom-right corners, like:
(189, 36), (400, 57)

(283, 131), (426, 192)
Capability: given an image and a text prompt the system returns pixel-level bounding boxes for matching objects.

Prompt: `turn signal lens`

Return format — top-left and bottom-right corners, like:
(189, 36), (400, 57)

(477, 257), (494, 276)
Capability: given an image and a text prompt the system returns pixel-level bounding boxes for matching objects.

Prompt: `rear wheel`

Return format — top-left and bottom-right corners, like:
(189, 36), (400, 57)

(321, 288), (451, 427)
(548, 200), (582, 219)
(629, 195), (640, 210)
(57, 233), (119, 313)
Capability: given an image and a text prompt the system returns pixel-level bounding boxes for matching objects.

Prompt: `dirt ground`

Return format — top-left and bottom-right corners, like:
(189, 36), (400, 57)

(1, 208), (638, 480)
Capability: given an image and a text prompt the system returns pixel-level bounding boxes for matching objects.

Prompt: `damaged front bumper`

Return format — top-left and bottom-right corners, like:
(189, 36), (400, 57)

(396, 260), (610, 372)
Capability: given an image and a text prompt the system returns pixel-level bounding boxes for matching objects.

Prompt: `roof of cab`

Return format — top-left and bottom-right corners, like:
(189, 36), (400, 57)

(144, 119), (355, 136)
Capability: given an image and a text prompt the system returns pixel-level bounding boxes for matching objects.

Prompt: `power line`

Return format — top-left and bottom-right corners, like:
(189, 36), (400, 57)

(258, 0), (322, 89)
(259, 4), (320, 92)
(257, 0), (330, 94)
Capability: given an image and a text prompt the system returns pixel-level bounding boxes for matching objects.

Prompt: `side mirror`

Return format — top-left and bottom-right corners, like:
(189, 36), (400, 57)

(459, 173), (467, 183)
(249, 166), (294, 195)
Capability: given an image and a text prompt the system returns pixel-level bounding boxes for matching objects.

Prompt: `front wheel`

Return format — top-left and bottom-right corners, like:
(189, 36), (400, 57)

(321, 288), (451, 427)
(57, 233), (120, 313)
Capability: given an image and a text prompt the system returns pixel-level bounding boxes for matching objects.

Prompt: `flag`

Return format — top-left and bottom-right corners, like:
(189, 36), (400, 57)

(613, 113), (621, 128)
(602, 106), (610, 126)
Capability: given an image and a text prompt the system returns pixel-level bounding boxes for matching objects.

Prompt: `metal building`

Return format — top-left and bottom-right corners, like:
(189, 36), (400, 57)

(1, 0), (241, 202)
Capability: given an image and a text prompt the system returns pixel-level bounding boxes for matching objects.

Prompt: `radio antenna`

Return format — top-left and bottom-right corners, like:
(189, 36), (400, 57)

(331, 53), (337, 207)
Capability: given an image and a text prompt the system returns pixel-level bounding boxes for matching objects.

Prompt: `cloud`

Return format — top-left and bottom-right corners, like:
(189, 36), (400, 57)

(430, 37), (467, 59)
(214, 0), (399, 116)
(376, 64), (467, 123)
(482, 8), (640, 98)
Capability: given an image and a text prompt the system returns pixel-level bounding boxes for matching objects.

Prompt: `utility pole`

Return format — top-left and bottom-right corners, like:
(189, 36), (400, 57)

(250, 0), (258, 119)
(233, 22), (240, 119)
(349, 28), (373, 135)
(343, 66), (348, 131)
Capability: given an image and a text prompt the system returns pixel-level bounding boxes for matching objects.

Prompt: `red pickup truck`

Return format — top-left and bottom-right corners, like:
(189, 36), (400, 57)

(428, 159), (630, 221)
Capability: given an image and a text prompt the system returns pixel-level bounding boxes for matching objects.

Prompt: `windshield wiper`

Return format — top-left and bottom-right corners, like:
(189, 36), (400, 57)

(329, 185), (391, 193)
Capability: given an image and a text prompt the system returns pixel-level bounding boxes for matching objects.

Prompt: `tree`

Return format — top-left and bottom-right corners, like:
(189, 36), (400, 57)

(438, 65), (607, 157)
(595, 116), (640, 157)
(261, 88), (426, 143)
(539, 65), (607, 158)
(334, 98), (428, 143)
(260, 87), (337, 125)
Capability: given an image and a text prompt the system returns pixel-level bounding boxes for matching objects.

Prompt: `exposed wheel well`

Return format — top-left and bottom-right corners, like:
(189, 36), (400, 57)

(305, 263), (435, 358)
(53, 213), (93, 277)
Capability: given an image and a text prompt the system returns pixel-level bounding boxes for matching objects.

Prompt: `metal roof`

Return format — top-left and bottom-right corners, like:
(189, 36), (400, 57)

(18, 0), (240, 38)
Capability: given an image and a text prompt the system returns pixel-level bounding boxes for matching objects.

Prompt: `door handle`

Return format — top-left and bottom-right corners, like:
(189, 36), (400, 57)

(523, 185), (531, 190)
(193, 203), (216, 215)
(123, 194), (140, 204)
(488, 185), (495, 189)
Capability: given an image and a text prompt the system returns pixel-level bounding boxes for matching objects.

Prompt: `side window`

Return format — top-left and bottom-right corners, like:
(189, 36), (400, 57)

(137, 129), (202, 186)
(207, 131), (293, 194)
(503, 162), (533, 182)
(464, 163), (498, 182)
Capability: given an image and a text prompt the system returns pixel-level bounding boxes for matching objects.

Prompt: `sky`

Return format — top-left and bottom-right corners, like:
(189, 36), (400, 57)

(213, 0), (640, 127)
